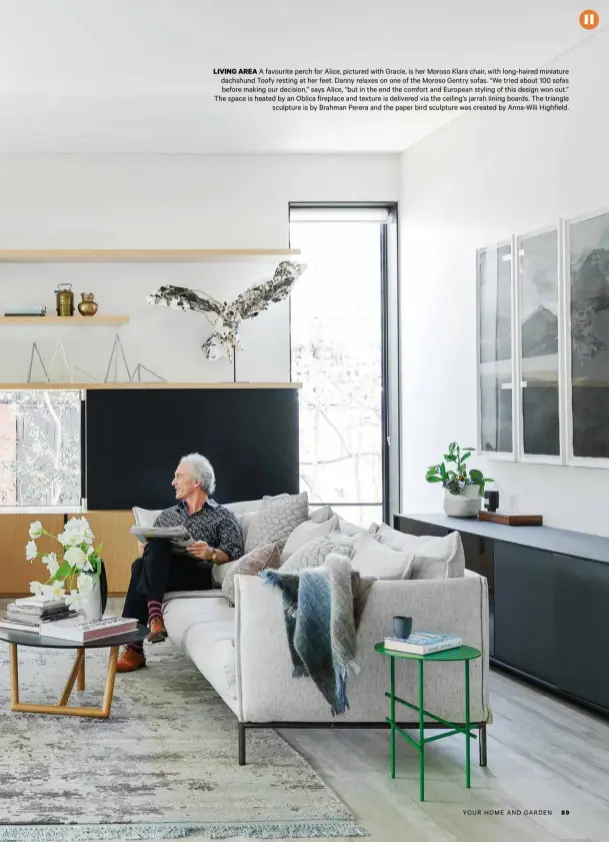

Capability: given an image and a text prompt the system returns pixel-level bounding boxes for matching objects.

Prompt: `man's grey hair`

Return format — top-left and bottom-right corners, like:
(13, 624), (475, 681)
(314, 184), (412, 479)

(180, 453), (216, 495)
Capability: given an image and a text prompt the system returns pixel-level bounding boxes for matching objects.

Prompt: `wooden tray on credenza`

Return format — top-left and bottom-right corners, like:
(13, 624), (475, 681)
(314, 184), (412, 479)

(478, 511), (543, 526)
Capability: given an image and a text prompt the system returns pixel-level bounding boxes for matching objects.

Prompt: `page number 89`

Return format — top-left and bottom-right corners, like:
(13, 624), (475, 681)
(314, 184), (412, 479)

(561, 810), (570, 815)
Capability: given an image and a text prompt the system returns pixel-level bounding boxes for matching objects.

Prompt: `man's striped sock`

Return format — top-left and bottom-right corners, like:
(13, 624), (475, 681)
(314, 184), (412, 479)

(147, 599), (163, 623)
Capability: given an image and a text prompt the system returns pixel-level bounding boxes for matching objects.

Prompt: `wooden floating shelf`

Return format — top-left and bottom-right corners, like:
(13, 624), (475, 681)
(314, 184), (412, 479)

(0, 382), (302, 390)
(0, 315), (129, 325)
(0, 249), (301, 263)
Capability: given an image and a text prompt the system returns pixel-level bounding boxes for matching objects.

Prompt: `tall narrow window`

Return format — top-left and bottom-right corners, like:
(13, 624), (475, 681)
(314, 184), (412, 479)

(289, 205), (398, 527)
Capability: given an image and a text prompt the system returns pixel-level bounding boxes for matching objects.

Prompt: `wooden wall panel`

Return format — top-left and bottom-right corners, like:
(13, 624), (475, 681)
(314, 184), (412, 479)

(84, 510), (138, 595)
(0, 514), (65, 596)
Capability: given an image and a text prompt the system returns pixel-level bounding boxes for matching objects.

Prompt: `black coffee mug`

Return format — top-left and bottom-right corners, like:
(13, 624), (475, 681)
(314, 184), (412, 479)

(393, 615), (412, 639)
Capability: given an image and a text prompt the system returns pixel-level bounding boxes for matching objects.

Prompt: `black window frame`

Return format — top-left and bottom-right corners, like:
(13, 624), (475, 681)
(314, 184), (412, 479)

(288, 201), (400, 525)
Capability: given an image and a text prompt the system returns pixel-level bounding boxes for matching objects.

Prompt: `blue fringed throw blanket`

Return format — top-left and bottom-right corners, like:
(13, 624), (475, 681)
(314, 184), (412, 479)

(260, 554), (374, 715)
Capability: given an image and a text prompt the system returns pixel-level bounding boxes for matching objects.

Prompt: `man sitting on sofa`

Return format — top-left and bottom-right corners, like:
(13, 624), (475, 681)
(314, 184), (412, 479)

(117, 452), (244, 673)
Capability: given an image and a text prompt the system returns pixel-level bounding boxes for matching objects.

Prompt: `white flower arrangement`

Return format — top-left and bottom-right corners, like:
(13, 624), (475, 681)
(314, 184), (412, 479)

(26, 517), (103, 611)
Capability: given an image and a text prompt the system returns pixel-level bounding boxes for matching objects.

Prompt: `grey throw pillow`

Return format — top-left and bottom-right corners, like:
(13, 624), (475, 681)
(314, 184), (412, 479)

(244, 491), (309, 553)
(221, 543), (281, 604)
(309, 505), (335, 523)
(280, 532), (354, 573)
(280, 514), (340, 562)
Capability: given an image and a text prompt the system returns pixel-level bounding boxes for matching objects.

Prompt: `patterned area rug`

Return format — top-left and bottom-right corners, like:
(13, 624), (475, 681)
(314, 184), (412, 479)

(0, 640), (366, 840)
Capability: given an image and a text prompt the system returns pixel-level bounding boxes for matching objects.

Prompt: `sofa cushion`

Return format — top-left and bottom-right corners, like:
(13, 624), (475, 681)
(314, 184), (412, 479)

(372, 524), (465, 578)
(336, 517), (380, 537)
(223, 499), (264, 515)
(222, 543), (281, 603)
(371, 521), (416, 551)
(178, 617), (237, 704)
(163, 593), (234, 648)
(279, 514), (340, 562)
(212, 560), (237, 587)
(184, 622), (238, 702)
(336, 516), (366, 536)
(350, 532), (414, 580)
(222, 500), (263, 544)
(244, 491), (309, 553)
(162, 594), (238, 707)
(410, 531), (465, 579)
(309, 505), (335, 523)
(280, 532), (354, 573)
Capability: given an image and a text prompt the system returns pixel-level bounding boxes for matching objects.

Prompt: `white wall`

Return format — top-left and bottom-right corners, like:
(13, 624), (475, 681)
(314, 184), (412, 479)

(399, 30), (609, 536)
(0, 154), (398, 384)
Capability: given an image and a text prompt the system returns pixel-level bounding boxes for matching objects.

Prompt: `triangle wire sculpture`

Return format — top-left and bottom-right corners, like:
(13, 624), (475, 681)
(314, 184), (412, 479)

(47, 341), (73, 383)
(27, 342), (50, 383)
(25, 339), (165, 385)
(130, 363), (166, 383)
(71, 364), (100, 383)
(104, 334), (133, 383)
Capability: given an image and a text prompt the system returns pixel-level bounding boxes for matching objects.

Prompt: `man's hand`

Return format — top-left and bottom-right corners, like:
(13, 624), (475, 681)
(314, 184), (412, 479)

(187, 541), (212, 560)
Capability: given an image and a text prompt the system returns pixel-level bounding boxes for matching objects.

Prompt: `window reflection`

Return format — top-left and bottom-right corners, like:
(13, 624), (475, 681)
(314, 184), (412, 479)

(0, 390), (81, 508)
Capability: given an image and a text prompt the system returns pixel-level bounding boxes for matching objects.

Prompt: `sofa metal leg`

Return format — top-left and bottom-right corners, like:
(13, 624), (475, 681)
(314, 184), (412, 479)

(238, 723), (246, 766)
(479, 724), (487, 767)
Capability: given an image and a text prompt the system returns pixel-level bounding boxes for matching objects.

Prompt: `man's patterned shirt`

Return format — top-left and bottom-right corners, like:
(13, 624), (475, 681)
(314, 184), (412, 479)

(154, 498), (244, 561)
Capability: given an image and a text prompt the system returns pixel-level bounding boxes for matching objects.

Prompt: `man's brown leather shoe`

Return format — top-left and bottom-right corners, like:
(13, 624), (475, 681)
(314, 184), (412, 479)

(116, 647), (146, 673)
(147, 616), (168, 643)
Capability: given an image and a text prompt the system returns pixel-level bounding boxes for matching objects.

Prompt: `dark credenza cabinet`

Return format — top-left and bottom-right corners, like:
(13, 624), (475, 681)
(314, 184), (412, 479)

(395, 513), (609, 717)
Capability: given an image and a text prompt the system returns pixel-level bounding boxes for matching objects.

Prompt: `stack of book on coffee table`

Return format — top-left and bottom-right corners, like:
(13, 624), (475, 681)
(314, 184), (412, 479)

(43, 616), (138, 642)
(0, 596), (77, 634)
(384, 631), (462, 655)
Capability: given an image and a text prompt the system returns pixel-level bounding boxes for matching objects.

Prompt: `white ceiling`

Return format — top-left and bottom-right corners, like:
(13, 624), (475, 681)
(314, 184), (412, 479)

(0, 0), (600, 153)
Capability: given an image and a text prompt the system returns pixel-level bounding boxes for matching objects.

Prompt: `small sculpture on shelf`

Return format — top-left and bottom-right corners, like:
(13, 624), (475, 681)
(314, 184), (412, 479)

(483, 490), (500, 512)
(78, 293), (98, 316)
(54, 283), (74, 316)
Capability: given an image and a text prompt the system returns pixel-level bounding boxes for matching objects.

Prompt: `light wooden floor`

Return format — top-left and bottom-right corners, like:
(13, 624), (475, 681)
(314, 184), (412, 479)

(279, 667), (609, 842)
(5, 597), (609, 841)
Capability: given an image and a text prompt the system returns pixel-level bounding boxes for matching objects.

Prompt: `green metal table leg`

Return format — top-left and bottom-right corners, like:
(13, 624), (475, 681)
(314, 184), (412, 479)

(390, 655), (396, 779)
(419, 659), (424, 802)
(465, 659), (471, 789)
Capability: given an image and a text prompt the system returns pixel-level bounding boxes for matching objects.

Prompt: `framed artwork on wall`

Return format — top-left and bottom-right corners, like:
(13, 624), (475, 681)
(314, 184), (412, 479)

(516, 225), (563, 464)
(476, 239), (515, 459)
(477, 206), (609, 470)
(564, 208), (609, 467)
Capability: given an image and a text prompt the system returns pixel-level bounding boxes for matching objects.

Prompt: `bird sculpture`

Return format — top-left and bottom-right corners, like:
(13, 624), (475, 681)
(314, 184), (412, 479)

(147, 260), (307, 361)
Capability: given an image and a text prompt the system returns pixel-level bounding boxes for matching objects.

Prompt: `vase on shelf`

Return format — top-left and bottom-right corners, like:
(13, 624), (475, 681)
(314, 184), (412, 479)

(55, 283), (74, 316)
(443, 485), (481, 518)
(78, 293), (98, 316)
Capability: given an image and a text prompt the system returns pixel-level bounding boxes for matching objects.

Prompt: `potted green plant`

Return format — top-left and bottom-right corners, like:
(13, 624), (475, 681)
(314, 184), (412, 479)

(425, 442), (493, 517)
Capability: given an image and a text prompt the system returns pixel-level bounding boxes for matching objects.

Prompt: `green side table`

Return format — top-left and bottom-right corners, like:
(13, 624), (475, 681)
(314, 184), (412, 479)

(374, 642), (481, 801)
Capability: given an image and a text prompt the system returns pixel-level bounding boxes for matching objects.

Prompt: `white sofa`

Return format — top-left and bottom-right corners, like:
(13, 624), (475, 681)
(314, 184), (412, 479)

(153, 498), (492, 766)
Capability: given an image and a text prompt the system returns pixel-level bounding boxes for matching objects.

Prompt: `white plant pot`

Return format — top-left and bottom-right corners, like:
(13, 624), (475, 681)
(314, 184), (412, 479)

(79, 575), (103, 623)
(443, 486), (481, 518)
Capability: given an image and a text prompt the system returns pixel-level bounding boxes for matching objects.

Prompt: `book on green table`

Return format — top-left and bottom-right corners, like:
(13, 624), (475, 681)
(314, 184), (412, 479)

(384, 632), (462, 655)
